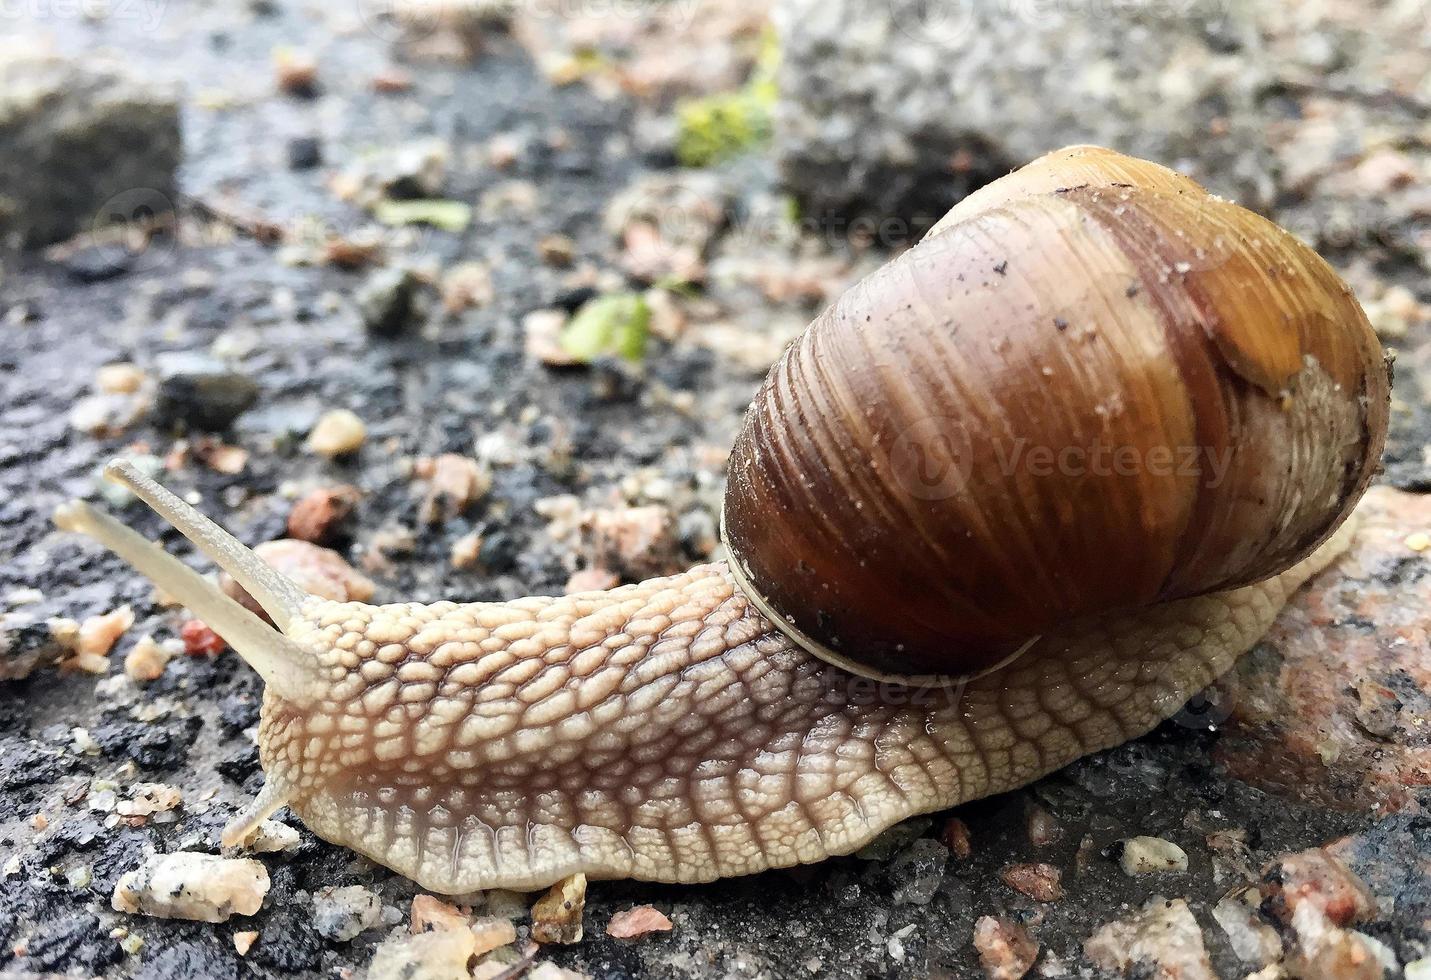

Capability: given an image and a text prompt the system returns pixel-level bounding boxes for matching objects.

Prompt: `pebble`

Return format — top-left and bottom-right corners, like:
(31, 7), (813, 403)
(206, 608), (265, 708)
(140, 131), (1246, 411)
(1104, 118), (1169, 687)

(888, 837), (950, 905)
(307, 409), (367, 457)
(234, 819), (301, 854)
(1285, 902), (1398, 980)
(274, 47), (319, 97)
(70, 370), (155, 437)
(1026, 804), (1061, 847)
(538, 233), (576, 267)
(112, 853), (269, 923)
(468, 917), (517, 956)
(941, 816), (973, 859)
(1213, 890), (1283, 967)
(233, 931), (258, 956)
(605, 905), (673, 940)
(116, 782), (181, 818)
(63, 605), (134, 673)
(287, 135), (322, 170)
(586, 504), (681, 579)
(287, 485), (362, 544)
(523, 308), (578, 367)
(154, 352), (260, 431)
(439, 261), (493, 313)
(77, 605), (133, 657)
(999, 862), (1063, 902)
(525, 964), (588, 980)
(531, 872), (586, 944)
(411, 894), (469, 934)
(180, 620), (226, 656)
(415, 454), (491, 524)
(1217, 488), (1430, 812)
(972, 915), (1038, 980)
(1085, 897), (1214, 980)
(449, 532), (483, 570)
(1118, 836), (1189, 875)
(0, 50), (180, 248)
(220, 539), (374, 618)
(564, 567), (619, 594)
(1263, 848), (1376, 927)
(357, 267), (422, 336)
(368, 927), (475, 980)
(313, 884), (382, 941)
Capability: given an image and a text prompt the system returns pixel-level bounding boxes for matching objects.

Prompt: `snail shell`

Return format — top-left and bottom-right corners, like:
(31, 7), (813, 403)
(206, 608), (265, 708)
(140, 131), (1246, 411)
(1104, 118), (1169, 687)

(724, 146), (1389, 680)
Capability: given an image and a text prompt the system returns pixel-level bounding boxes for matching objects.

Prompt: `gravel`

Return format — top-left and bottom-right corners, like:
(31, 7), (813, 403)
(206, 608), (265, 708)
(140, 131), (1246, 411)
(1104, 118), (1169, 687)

(0, 1), (1424, 978)
(774, 0), (1275, 233)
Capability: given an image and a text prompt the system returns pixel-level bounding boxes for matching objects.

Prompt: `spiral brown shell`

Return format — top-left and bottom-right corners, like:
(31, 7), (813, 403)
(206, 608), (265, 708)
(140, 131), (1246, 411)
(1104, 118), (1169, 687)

(722, 146), (1390, 679)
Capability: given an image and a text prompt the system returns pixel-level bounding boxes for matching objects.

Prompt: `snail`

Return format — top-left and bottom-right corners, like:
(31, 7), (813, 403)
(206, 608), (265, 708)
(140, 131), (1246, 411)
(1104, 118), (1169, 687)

(55, 146), (1389, 895)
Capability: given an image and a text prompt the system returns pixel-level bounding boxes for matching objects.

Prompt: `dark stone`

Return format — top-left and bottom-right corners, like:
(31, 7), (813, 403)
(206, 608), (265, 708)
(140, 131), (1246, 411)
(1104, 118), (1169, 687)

(887, 837), (950, 905)
(478, 530), (520, 573)
(216, 743), (261, 784)
(0, 738), (66, 791)
(89, 829), (150, 894)
(91, 716), (203, 772)
(0, 618), (62, 681)
(287, 136), (322, 171)
(248, 909), (323, 972)
(357, 267), (421, 337)
(153, 351), (259, 431)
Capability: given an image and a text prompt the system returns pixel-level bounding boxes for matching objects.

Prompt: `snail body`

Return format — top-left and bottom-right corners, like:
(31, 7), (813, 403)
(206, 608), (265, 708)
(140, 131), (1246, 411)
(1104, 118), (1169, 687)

(56, 147), (1388, 894)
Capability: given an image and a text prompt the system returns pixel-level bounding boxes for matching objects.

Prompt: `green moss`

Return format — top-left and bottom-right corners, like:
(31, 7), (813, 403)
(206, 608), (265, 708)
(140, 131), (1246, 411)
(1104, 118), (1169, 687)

(675, 28), (779, 168)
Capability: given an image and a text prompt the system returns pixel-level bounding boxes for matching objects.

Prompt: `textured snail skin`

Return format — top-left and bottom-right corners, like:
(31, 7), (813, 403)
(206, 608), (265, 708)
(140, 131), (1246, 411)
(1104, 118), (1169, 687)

(58, 463), (1352, 893)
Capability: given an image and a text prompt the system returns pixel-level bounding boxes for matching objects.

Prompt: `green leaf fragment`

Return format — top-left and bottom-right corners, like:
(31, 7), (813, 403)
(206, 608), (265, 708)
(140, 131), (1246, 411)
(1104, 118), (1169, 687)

(559, 292), (651, 364)
(373, 199), (473, 232)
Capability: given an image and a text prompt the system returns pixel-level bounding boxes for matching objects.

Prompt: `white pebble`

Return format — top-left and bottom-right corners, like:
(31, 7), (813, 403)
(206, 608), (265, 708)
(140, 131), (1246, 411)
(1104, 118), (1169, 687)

(1119, 836), (1189, 875)
(112, 853), (269, 923)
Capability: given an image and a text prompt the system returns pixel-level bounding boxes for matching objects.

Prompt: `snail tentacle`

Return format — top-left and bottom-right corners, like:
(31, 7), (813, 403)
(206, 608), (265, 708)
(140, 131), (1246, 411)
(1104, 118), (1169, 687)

(53, 496), (318, 703)
(104, 459), (308, 630)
